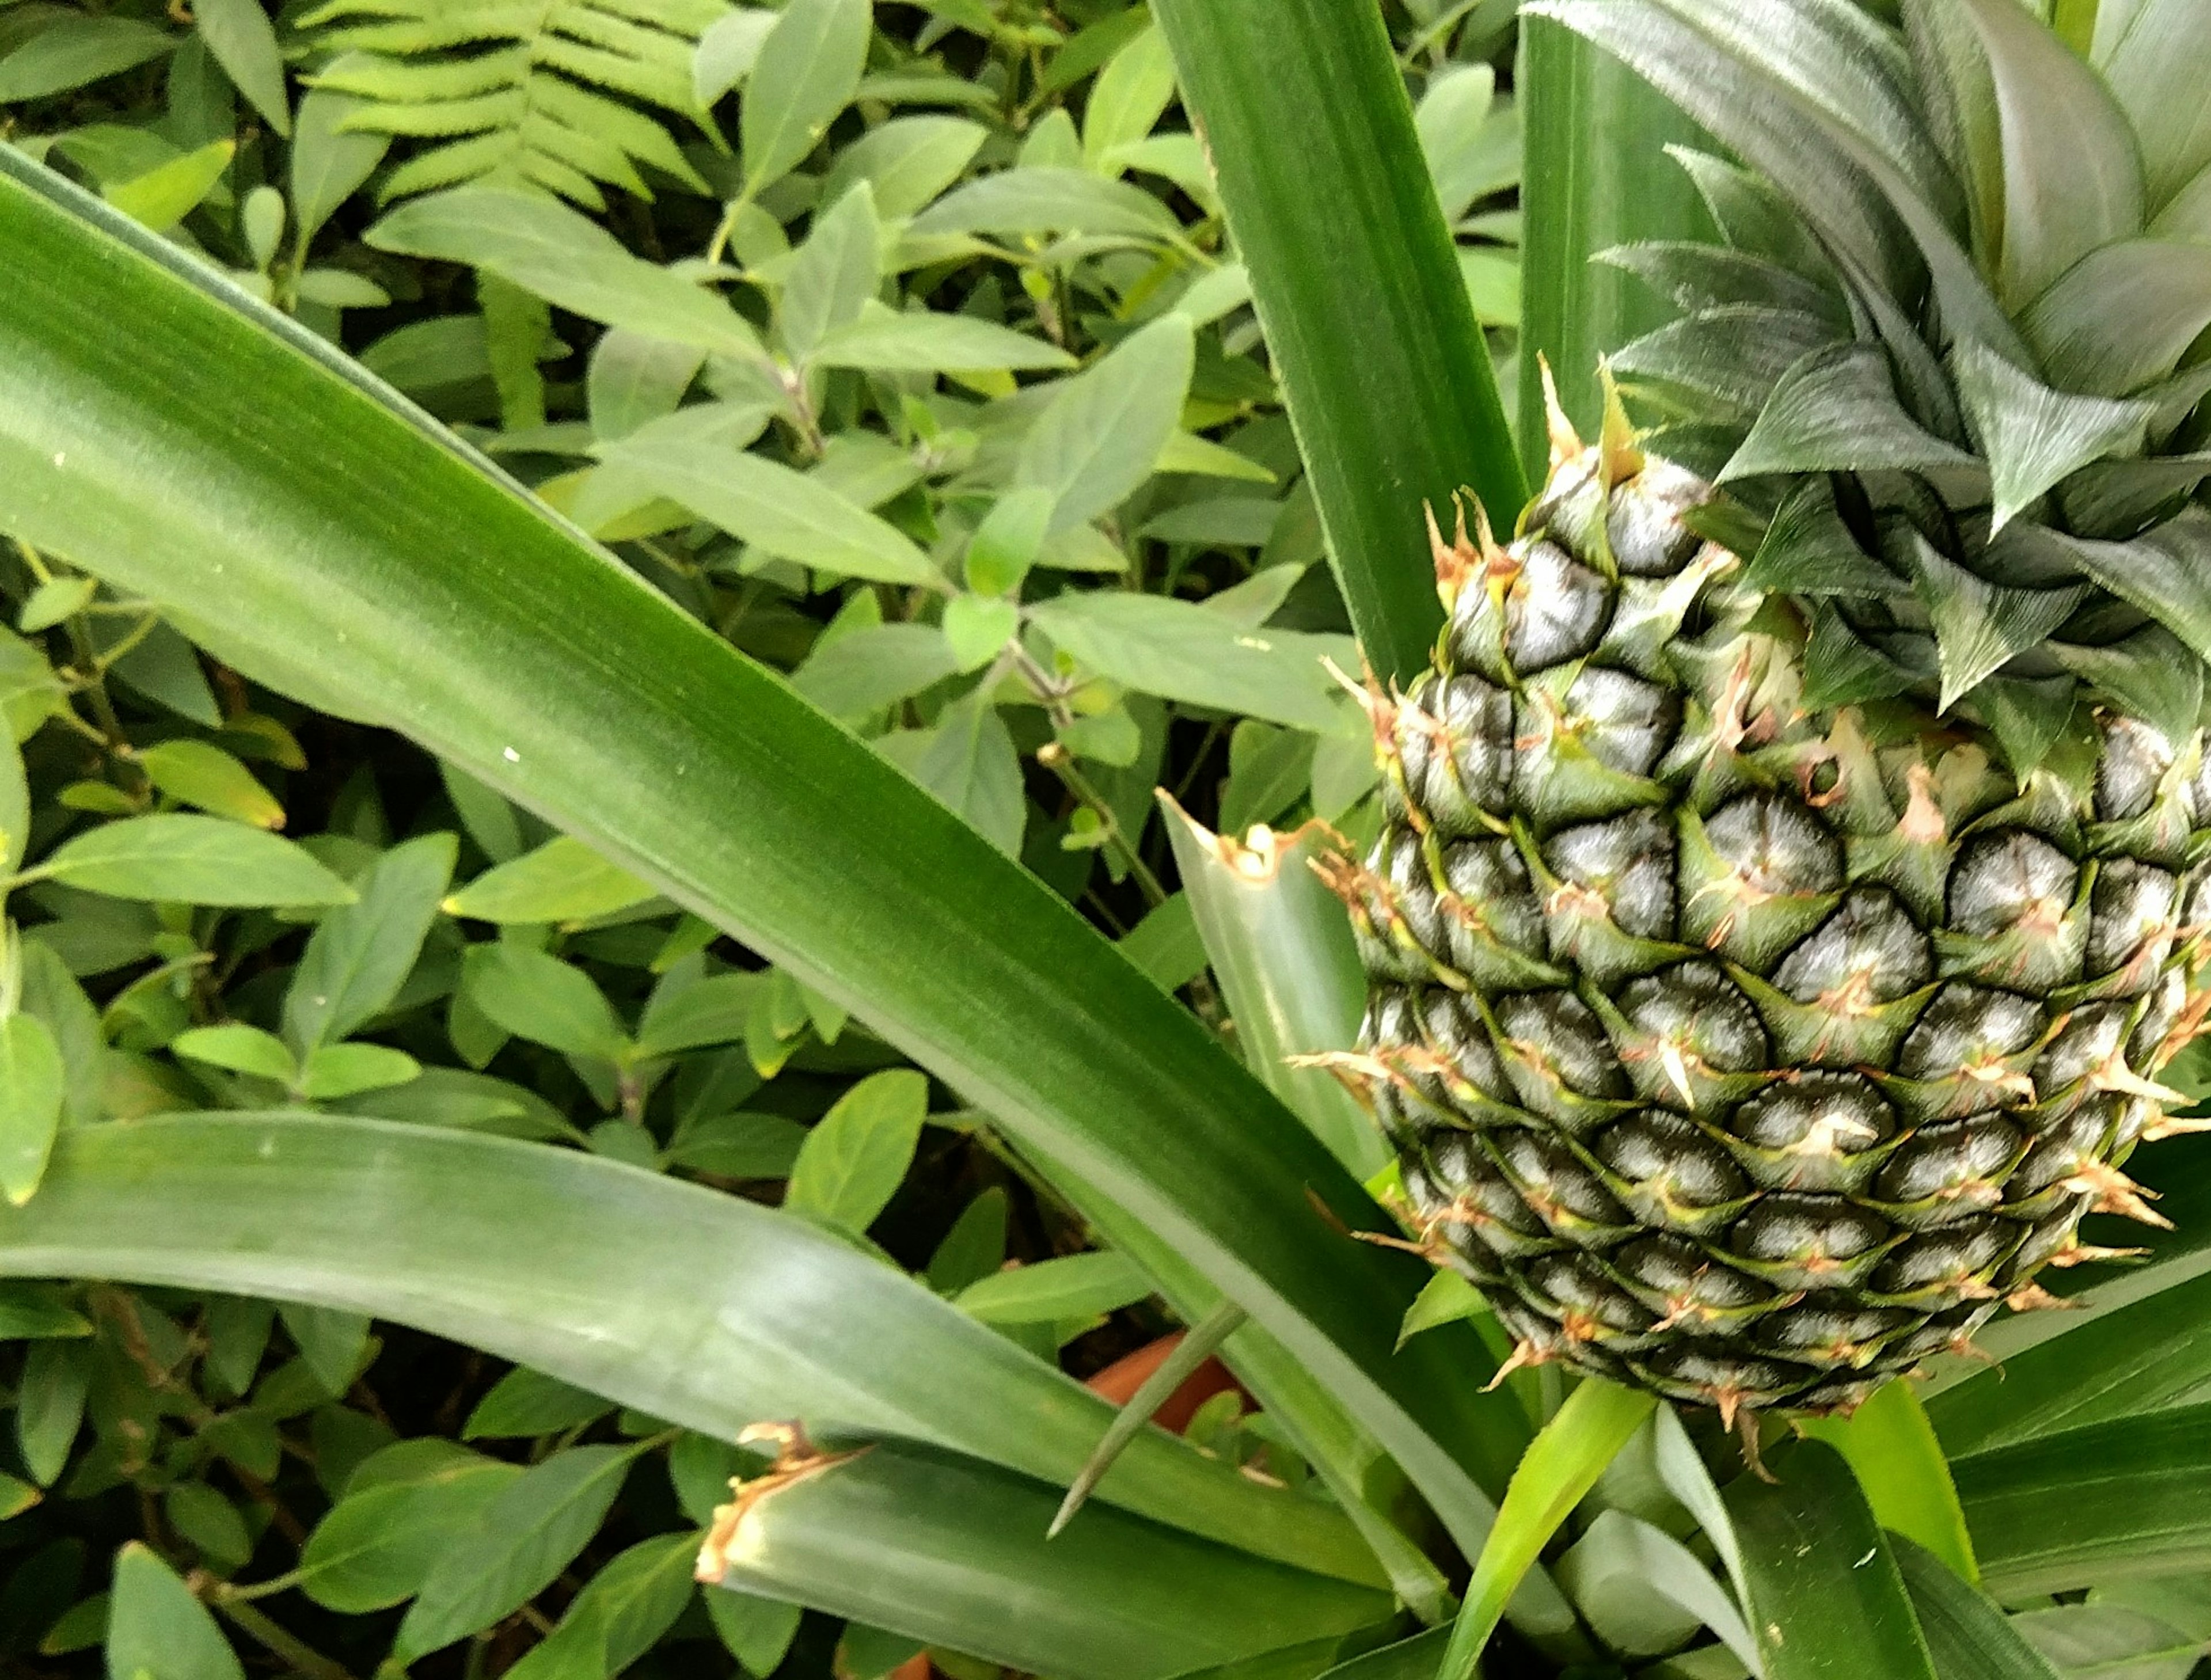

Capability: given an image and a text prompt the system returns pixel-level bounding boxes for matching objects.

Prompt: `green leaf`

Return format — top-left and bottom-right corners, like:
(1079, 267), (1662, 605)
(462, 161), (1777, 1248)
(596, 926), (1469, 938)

(2096, 0), (2211, 210)
(963, 486), (1057, 598)
(0, 17), (174, 102)
(598, 436), (937, 586)
(1957, 1404), (2211, 1594)
(956, 1251), (1151, 1324)
(104, 140), (235, 234)
(814, 303), (1077, 373)
(668, 1111), (806, 1178)
(283, 832), (455, 1051)
(1519, 18), (1717, 451)
(1950, 337), (2150, 529)
(133, 739), (284, 829)
(2050, 624), (2204, 749)
(1891, 1535), (2064, 1680)
(0, 1115), (1380, 1585)
(0, 1015), (62, 1207)
(301, 1441), (521, 1612)
(503, 1533), (697, 1680)
(395, 1445), (634, 1659)
(742, 0), (870, 193)
(280, 1301), (371, 1392)
(781, 181), (880, 364)
(105, 1543), (242, 1680)
(1729, 1440), (1939, 1680)
(368, 190), (765, 363)
(193, 0), (288, 134)
(1798, 1379), (1978, 1584)
(820, 114), (986, 221)
(902, 687), (1026, 856)
(1162, 804), (1385, 1180)
(1116, 892), (1209, 994)
(0, 1283), (90, 1339)
(1437, 1380), (1658, 1679)
(26, 814), (355, 906)
(1722, 343), (1975, 481)
(16, 1339), (88, 1485)
(1554, 1508), (1760, 1668)
(464, 1367), (615, 1439)
(2019, 238), (2211, 397)
(782, 1068), (927, 1235)
(298, 1042), (420, 1100)
(1958, 0), (2144, 307)
(461, 944), (629, 1062)
(704, 1440), (1391, 1680)
(2050, 508), (2211, 666)
(1083, 23), (1176, 170)
(445, 835), (656, 925)
(2011, 1602), (2204, 1680)
(0, 150), (1526, 1571)
(912, 165), (1185, 244)
(1901, 531), (2087, 710)
(1027, 593), (1347, 734)
(1150, 0), (1520, 683)
(941, 595), (1019, 673)
(170, 1023), (297, 1083)
(1017, 316), (1194, 534)
(290, 87), (389, 252)
(694, 9), (774, 105)
(635, 971), (758, 1060)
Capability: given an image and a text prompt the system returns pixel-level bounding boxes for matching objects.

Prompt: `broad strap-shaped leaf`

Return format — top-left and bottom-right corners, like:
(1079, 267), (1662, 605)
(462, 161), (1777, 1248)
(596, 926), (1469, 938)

(2092, 0), (2211, 211)
(1435, 1380), (1658, 1680)
(1669, 145), (1842, 287)
(0, 1111), (1386, 1587)
(1161, 804), (1385, 1181)
(1797, 1379), (1978, 1585)
(1890, 1535), (2064, 1680)
(1950, 336), (2152, 529)
(1554, 1508), (1762, 1672)
(1727, 1441), (1939, 1680)
(1957, 0), (2145, 307)
(1149, 0), (1523, 683)
(1721, 344), (1976, 481)
(2020, 240), (2211, 397)
(1518, 17), (1719, 454)
(1902, 0), (2004, 271)
(701, 1440), (1393, 1680)
(1955, 1402), (2211, 1594)
(1929, 1267), (2211, 1455)
(1899, 531), (2088, 711)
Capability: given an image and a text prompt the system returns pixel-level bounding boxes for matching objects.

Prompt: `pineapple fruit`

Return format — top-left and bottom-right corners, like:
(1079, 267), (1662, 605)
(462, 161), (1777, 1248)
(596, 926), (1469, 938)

(1330, 0), (2211, 1419)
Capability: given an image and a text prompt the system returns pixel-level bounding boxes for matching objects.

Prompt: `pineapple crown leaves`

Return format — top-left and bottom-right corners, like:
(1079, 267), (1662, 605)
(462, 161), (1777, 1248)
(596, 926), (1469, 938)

(299, 0), (732, 208)
(1528, 0), (2211, 762)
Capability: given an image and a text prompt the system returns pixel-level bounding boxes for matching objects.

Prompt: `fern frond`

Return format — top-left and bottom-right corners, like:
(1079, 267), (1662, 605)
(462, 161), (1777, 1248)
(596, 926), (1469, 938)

(303, 0), (727, 208)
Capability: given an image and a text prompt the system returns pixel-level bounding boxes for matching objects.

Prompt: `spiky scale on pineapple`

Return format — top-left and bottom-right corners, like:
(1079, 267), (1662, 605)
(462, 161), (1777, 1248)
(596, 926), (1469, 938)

(1329, 388), (2211, 1421)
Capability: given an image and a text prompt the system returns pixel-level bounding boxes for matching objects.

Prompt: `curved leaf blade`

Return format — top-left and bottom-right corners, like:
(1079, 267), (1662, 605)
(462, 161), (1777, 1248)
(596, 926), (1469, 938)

(0, 1112), (1384, 1588)
(1729, 1441), (1939, 1680)
(1148, 0), (1524, 683)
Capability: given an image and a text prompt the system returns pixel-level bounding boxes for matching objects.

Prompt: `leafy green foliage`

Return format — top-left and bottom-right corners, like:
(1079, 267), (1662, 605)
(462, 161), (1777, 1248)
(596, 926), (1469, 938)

(5, 3), (2204, 1680)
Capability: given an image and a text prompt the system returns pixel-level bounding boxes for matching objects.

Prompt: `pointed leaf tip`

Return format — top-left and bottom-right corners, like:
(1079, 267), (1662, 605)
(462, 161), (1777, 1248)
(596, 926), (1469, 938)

(1950, 337), (2151, 531)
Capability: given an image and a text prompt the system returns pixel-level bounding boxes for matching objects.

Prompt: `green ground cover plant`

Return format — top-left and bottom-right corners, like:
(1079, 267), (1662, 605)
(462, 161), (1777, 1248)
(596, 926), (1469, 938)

(0, 0), (2207, 1678)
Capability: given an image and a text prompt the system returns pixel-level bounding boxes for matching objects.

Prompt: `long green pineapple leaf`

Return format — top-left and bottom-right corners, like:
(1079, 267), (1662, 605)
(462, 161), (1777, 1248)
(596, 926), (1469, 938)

(1516, 13), (1716, 454)
(0, 1112), (1381, 1586)
(0, 149), (1511, 1551)
(1148, 0), (1525, 685)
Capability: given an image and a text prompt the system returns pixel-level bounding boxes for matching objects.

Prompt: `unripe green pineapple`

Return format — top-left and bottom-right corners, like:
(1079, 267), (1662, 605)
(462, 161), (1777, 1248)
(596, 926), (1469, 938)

(1332, 0), (2211, 1421)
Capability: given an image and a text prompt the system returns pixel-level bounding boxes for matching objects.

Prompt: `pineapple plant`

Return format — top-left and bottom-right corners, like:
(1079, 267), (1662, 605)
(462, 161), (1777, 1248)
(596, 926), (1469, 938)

(1332, 0), (2211, 1424)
